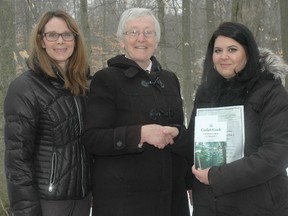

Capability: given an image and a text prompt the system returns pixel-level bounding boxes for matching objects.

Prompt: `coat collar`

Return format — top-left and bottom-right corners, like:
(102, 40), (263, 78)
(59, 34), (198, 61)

(107, 55), (162, 78)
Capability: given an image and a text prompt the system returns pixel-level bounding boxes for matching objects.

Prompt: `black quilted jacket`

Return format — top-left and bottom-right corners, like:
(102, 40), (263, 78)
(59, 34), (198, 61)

(4, 67), (91, 216)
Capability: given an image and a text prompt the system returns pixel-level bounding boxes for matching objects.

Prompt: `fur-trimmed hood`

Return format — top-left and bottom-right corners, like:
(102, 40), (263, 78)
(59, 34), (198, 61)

(259, 48), (288, 80)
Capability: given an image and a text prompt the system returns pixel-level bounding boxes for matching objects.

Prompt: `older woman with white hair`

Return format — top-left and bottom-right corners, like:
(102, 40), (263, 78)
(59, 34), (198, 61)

(82, 7), (191, 216)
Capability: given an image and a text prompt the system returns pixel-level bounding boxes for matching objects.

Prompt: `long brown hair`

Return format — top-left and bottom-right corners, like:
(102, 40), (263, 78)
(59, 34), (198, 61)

(28, 10), (88, 95)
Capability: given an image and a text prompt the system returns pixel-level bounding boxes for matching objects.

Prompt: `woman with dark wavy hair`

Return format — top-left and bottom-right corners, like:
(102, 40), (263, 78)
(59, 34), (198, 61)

(187, 22), (288, 215)
(4, 10), (92, 216)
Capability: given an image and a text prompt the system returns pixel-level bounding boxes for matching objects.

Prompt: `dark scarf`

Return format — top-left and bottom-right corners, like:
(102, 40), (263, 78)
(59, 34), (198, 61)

(196, 75), (255, 108)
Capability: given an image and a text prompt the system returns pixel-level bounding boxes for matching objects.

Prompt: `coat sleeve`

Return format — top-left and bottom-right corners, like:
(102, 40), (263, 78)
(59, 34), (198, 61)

(82, 69), (144, 156)
(4, 76), (42, 216)
(209, 82), (288, 196)
(165, 72), (191, 157)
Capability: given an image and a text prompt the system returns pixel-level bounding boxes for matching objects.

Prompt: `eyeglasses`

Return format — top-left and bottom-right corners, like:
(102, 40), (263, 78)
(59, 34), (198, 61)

(42, 32), (76, 42)
(124, 30), (156, 38)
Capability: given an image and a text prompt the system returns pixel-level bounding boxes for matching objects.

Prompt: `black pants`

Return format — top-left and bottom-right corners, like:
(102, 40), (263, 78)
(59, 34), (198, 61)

(40, 193), (92, 216)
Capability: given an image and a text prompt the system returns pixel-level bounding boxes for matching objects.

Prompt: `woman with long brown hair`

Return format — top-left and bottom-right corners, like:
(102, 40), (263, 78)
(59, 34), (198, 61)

(4, 10), (92, 216)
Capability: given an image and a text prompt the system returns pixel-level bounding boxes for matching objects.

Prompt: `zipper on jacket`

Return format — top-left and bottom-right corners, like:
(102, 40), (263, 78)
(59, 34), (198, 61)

(73, 97), (82, 133)
(81, 147), (85, 197)
(49, 152), (57, 192)
(73, 96), (85, 196)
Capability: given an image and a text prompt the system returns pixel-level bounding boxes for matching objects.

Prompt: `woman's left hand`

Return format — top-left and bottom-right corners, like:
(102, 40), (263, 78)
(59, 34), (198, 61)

(192, 165), (210, 185)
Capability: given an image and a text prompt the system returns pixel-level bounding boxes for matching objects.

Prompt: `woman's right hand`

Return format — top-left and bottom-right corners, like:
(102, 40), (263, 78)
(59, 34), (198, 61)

(140, 124), (178, 149)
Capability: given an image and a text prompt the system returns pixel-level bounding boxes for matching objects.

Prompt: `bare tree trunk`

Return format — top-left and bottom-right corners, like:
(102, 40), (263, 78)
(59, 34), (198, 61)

(101, 1), (107, 67)
(280, 0), (288, 87)
(157, 0), (167, 68)
(22, 0), (32, 49)
(0, 0), (15, 214)
(206, 0), (216, 39)
(231, 0), (265, 40)
(80, 0), (92, 64)
(100, 0), (117, 68)
(182, 0), (193, 120)
(231, 0), (241, 22)
(0, 1), (16, 108)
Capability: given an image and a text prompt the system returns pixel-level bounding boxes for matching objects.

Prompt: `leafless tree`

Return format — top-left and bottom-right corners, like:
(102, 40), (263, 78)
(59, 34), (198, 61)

(280, 0), (288, 87)
(0, 0), (16, 215)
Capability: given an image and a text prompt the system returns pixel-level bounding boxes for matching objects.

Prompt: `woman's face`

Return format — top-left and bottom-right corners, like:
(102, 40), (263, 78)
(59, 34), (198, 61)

(41, 17), (75, 71)
(212, 36), (247, 79)
(120, 16), (158, 69)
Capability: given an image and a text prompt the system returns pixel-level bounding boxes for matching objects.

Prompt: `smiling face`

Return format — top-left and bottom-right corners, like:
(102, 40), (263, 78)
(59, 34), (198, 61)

(213, 36), (247, 79)
(119, 16), (158, 69)
(41, 17), (75, 71)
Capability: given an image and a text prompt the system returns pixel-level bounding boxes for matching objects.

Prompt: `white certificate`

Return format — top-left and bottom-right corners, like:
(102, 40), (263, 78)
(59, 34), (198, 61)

(194, 105), (245, 168)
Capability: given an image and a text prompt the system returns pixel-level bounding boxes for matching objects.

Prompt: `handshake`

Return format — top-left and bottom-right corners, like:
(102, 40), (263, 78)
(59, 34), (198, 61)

(139, 124), (179, 149)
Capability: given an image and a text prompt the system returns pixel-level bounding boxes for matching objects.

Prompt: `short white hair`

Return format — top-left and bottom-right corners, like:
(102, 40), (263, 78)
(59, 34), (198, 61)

(116, 8), (161, 43)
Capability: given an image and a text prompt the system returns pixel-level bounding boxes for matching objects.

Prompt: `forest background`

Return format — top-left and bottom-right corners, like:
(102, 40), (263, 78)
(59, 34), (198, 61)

(0, 0), (288, 215)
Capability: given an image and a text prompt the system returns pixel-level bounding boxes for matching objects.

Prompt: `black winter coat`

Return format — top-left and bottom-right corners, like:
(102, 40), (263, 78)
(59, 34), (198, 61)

(187, 49), (288, 216)
(4, 68), (91, 216)
(82, 55), (190, 216)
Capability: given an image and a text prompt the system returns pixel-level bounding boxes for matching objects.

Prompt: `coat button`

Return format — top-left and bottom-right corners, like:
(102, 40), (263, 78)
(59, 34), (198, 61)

(116, 141), (123, 148)
(141, 80), (149, 87)
(150, 109), (160, 120)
